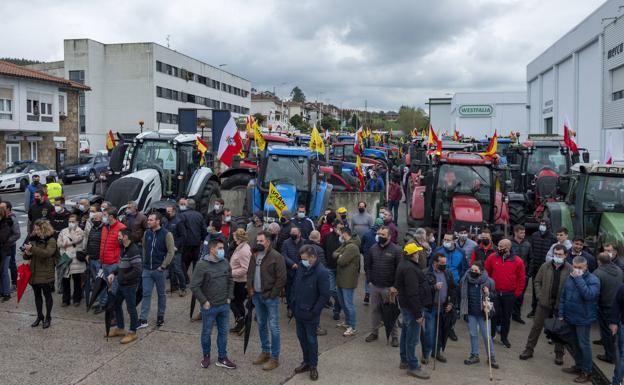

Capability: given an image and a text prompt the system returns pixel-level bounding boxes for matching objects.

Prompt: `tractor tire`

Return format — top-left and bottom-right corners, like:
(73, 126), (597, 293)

(508, 201), (528, 226)
(221, 173), (253, 191)
(199, 180), (221, 220)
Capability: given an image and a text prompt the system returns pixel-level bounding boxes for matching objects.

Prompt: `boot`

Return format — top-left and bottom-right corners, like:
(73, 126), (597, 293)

(253, 352), (271, 365)
(120, 332), (138, 344)
(31, 316), (44, 328)
(230, 317), (244, 334)
(42, 317), (51, 329)
(519, 349), (533, 360)
(107, 328), (127, 338)
(262, 358), (279, 371)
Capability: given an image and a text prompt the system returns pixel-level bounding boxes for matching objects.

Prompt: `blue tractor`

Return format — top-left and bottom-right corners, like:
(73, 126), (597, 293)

(246, 146), (333, 220)
(478, 137), (514, 165)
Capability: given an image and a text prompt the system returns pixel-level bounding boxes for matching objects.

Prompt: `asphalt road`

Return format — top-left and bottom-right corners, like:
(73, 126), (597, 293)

(2, 180), (93, 212)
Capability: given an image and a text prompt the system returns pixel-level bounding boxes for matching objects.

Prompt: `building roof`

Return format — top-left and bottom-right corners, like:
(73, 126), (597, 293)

(0, 61), (91, 91)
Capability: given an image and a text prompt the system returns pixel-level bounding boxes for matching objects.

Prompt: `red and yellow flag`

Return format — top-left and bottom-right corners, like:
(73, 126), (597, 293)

(106, 130), (116, 151)
(453, 129), (460, 141)
(196, 136), (208, 166)
(355, 155), (365, 192)
(481, 130), (498, 157)
(428, 124), (442, 155)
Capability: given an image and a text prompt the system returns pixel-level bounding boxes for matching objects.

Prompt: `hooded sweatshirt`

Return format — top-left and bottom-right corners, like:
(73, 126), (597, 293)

(593, 262), (623, 308)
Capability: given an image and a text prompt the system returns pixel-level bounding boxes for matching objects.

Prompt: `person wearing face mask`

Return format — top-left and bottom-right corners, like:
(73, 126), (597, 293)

(92, 173), (109, 196)
(246, 212), (264, 248)
(527, 219), (557, 318)
(122, 200), (148, 245)
(98, 207), (127, 311)
(423, 252), (457, 364)
(292, 205), (315, 240)
(323, 220), (344, 320)
(27, 190), (53, 234)
(319, 211), (336, 242)
(382, 210), (398, 244)
(84, 211), (105, 313)
(470, 229), (495, 264)
(290, 245), (330, 381)
(455, 226), (477, 263)
(45, 175), (63, 204)
(360, 218), (385, 305)
(73, 198), (91, 230)
(509, 225), (532, 325)
(58, 214), (85, 307)
(24, 174), (42, 213)
(336, 207), (350, 230)
(165, 205), (187, 296)
(138, 212), (175, 329)
(206, 198), (225, 228)
(364, 226), (402, 345)
(221, 208), (234, 241)
(281, 226), (305, 318)
(387, 178), (403, 225)
(49, 199), (70, 239)
(546, 227), (573, 262)
(191, 238), (236, 370)
(566, 236), (597, 273)
(460, 261), (498, 369)
(426, 228), (437, 250)
(593, 252), (623, 364)
(484, 239), (525, 348)
(106, 228), (142, 344)
(519, 244), (571, 365)
(0, 206), (18, 301)
(559, 256), (600, 383)
(605, 243), (624, 272)
(351, 201), (373, 239)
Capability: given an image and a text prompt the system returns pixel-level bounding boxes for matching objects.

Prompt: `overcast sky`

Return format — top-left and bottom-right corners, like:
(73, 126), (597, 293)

(1, 0), (608, 111)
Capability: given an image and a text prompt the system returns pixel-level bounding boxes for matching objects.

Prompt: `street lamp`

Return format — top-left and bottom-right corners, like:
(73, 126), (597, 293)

(139, 120), (144, 133)
(200, 122), (206, 137)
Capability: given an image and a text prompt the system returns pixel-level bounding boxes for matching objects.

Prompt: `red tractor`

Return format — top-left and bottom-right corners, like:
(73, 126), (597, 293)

(406, 151), (509, 235)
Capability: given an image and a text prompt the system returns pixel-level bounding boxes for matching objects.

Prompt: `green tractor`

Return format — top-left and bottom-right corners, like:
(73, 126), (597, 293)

(546, 163), (624, 255)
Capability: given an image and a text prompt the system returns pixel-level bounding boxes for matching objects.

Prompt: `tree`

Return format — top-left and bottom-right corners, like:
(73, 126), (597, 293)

(0, 57), (42, 66)
(289, 114), (311, 133)
(290, 86), (306, 103)
(350, 114), (359, 129)
(397, 106), (429, 134)
(253, 113), (266, 126)
(320, 116), (339, 131)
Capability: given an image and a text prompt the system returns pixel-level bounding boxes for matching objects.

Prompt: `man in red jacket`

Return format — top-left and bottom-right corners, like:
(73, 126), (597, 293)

(95, 206), (127, 314)
(484, 238), (525, 348)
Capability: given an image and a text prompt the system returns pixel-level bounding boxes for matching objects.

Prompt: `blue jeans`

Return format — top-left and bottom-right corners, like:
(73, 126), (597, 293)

(327, 269), (341, 317)
(1, 249), (10, 296)
(200, 303), (230, 358)
(364, 278), (370, 295)
(468, 315), (495, 359)
(140, 269), (167, 320)
(570, 324), (592, 374)
(400, 308), (421, 371)
(168, 252), (186, 290)
(336, 287), (356, 329)
(99, 263), (118, 306)
(388, 200), (400, 224)
(296, 320), (320, 368)
(613, 325), (624, 385)
(115, 285), (139, 332)
(422, 307), (441, 358)
(252, 294), (281, 358)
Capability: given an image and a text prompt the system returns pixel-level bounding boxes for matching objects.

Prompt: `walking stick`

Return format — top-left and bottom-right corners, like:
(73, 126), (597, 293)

(433, 289), (442, 371)
(484, 294), (493, 381)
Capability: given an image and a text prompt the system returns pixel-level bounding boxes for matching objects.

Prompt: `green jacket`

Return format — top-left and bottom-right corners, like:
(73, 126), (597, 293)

(335, 236), (361, 289)
(23, 236), (57, 285)
(190, 257), (234, 307)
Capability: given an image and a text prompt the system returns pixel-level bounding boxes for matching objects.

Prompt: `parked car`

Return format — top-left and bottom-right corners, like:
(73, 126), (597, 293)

(61, 154), (109, 184)
(0, 161), (57, 192)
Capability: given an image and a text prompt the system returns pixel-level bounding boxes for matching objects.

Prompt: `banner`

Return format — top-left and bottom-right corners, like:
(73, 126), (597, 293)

(268, 182), (287, 218)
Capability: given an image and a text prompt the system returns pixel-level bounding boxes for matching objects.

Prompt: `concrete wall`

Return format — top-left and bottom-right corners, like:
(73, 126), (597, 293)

(221, 189), (247, 216)
(428, 99), (451, 133)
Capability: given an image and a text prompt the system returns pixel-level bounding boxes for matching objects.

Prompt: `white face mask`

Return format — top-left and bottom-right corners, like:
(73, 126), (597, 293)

(179, 205), (187, 211)
(102, 216), (110, 225)
(68, 223), (77, 230)
(89, 212), (95, 219)
(214, 204), (221, 211)
(443, 241), (453, 249)
(553, 257), (564, 265)
(539, 225), (547, 233)
(54, 206), (62, 213)
(224, 216), (232, 223)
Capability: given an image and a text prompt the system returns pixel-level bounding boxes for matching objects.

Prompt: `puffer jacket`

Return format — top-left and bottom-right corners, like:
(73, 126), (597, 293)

(529, 230), (557, 277)
(394, 257), (427, 319)
(559, 271), (600, 326)
(365, 241), (402, 288)
(230, 242), (251, 283)
(23, 236), (57, 285)
(57, 226), (86, 276)
(335, 236), (361, 289)
(460, 270), (496, 317)
(100, 220), (126, 265)
(433, 246), (467, 284)
(290, 260), (330, 323)
(85, 223), (103, 260)
(114, 242), (142, 287)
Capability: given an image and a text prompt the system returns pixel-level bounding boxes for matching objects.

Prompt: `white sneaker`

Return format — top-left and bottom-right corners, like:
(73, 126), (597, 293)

(343, 327), (357, 337)
(336, 321), (348, 329)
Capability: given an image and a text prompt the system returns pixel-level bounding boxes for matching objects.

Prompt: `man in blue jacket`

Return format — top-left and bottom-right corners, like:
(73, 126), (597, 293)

(281, 226), (305, 317)
(290, 245), (330, 382)
(559, 256), (600, 383)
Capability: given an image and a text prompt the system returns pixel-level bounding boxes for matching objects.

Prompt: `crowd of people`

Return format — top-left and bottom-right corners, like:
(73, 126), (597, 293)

(4, 175), (624, 384)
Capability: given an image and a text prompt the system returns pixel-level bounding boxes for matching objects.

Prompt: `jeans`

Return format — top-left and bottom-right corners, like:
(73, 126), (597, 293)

(422, 307), (440, 358)
(468, 315), (495, 359)
(388, 200), (400, 224)
(599, 306), (616, 361)
(168, 252), (186, 290)
(364, 278), (370, 295)
(337, 287), (356, 329)
(613, 325), (624, 385)
(200, 303), (230, 358)
(327, 269), (341, 317)
(140, 269), (167, 320)
(1, 249), (10, 296)
(252, 294), (281, 358)
(9, 244), (16, 285)
(399, 308), (421, 371)
(570, 324), (592, 375)
(492, 292), (515, 340)
(115, 285), (139, 332)
(99, 263), (118, 306)
(513, 275), (530, 319)
(296, 320), (320, 368)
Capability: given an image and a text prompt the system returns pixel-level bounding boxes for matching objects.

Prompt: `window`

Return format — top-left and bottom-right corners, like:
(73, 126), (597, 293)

(40, 94), (53, 122)
(156, 86), (163, 97)
(172, 90), (179, 101)
(156, 61), (163, 72)
(198, 75), (207, 85)
(166, 64), (173, 75)
(187, 94), (195, 103)
(612, 65), (624, 101)
(58, 94), (66, 115)
(27, 97), (40, 121)
(69, 70), (85, 84)
(164, 88), (172, 99)
(79, 93), (86, 133)
(28, 141), (38, 161)
(544, 117), (553, 134)
(0, 88), (12, 120)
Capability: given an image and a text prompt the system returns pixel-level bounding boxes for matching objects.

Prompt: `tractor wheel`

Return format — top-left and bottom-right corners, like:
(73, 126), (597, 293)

(199, 180), (221, 219)
(221, 173), (253, 191)
(508, 201), (528, 226)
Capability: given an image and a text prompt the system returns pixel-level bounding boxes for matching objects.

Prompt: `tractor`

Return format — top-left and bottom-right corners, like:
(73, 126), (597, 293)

(545, 163), (624, 255)
(103, 129), (221, 217)
(246, 146), (333, 220)
(505, 135), (589, 228)
(406, 151), (509, 236)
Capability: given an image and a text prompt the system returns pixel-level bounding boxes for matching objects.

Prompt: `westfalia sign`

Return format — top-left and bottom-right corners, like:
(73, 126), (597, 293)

(458, 105), (494, 117)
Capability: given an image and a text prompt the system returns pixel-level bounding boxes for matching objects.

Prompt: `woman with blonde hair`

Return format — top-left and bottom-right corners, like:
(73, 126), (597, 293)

(230, 228), (251, 334)
(57, 214), (86, 307)
(23, 219), (57, 329)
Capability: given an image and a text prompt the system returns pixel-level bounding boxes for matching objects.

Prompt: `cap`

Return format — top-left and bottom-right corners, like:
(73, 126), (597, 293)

(337, 207), (347, 214)
(374, 218), (384, 226)
(403, 243), (423, 255)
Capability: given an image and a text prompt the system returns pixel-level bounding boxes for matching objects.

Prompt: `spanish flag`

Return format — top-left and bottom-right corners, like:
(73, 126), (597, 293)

(481, 130), (498, 157)
(355, 155), (365, 192)
(106, 130), (116, 151)
(196, 136), (208, 166)
(453, 129), (460, 141)
(428, 124), (442, 155)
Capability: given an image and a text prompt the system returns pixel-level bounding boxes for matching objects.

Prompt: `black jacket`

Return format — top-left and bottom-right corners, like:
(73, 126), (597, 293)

(179, 209), (207, 247)
(425, 267), (457, 309)
(86, 224), (103, 260)
(566, 249), (597, 273)
(510, 237), (531, 274)
(529, 230), (557, 277)
(323, 231), (341, 270)
(305, 240), (326, 266)
(50, 209), (70, 235)
(113, 242), (142, 287)
(365, 242), (402, 288)
(27, 200), (53, 231)
(395, 258), (427, 319)
(0, 217), (16, 252)
(165, 214), (184, 250)
(609, 284), (624, 324)
(277, 221), (294, 251)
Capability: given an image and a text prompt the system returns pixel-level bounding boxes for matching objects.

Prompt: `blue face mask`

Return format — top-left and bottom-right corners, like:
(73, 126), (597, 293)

(301, 260), (310, 268)
(216, 249), (225, 260)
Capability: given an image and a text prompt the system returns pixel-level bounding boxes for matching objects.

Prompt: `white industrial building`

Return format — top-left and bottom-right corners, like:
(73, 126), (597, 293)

(29, 39), (251, 151)
(526, 0), (624, 161)
(428, 92), (527, 140)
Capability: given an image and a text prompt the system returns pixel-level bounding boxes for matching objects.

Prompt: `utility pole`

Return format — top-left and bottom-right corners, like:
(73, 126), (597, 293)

(166, 35), (170, 48)
(365, 99), (368, 128)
